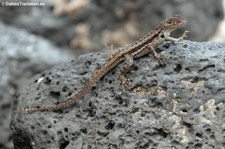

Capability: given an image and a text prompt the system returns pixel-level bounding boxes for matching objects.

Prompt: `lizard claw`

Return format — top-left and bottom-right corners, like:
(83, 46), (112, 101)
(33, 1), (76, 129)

(119, 76), (131, 87)
(178, 30), (189, 41)
(105, 43), (116, 60)
(154, 53), (165, 65)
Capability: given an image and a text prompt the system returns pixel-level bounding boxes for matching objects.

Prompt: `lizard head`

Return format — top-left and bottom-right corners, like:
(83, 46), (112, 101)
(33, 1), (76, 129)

(161, 16), (186, 31)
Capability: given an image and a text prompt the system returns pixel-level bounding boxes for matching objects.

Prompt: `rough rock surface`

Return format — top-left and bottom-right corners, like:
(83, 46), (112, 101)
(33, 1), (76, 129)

(0, 21), (73, 149)
(11, 41), (225, 148)
(0, 0), (223, 52)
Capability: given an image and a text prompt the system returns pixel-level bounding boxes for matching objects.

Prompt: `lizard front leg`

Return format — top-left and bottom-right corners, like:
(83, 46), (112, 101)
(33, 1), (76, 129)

(147, 44), (165, 65)
(119, 54), (133, 85)
(166, 30), (188, 42)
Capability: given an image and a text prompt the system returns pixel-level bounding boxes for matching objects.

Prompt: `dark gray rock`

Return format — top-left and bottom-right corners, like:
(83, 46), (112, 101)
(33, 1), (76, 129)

(0, 0), (223, 51)
(11, 41), (225, 148)
(0, 21), (73, 149)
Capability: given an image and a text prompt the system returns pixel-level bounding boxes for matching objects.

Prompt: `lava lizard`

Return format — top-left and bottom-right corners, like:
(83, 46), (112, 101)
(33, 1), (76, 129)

(16, 16), (188, 113)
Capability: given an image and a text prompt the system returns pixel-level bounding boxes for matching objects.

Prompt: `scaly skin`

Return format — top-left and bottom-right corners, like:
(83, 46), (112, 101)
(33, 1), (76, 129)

(16, 16), (188, 113)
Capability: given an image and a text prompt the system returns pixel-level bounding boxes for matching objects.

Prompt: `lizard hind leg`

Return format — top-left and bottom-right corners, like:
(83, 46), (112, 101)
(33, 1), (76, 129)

(148, 44), (165, 65)
(105, 43), (117, 60)
(119, 54), (134, 86)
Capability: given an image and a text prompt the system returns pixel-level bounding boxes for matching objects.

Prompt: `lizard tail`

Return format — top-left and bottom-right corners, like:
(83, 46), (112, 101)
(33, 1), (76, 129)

(15, 97), (79, 112)
(15, 80), (94, 113)
(15, 55), (121, 113)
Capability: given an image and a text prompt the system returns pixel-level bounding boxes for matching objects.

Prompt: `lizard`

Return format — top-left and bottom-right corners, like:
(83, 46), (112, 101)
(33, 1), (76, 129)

(16, 16), (188, 113)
